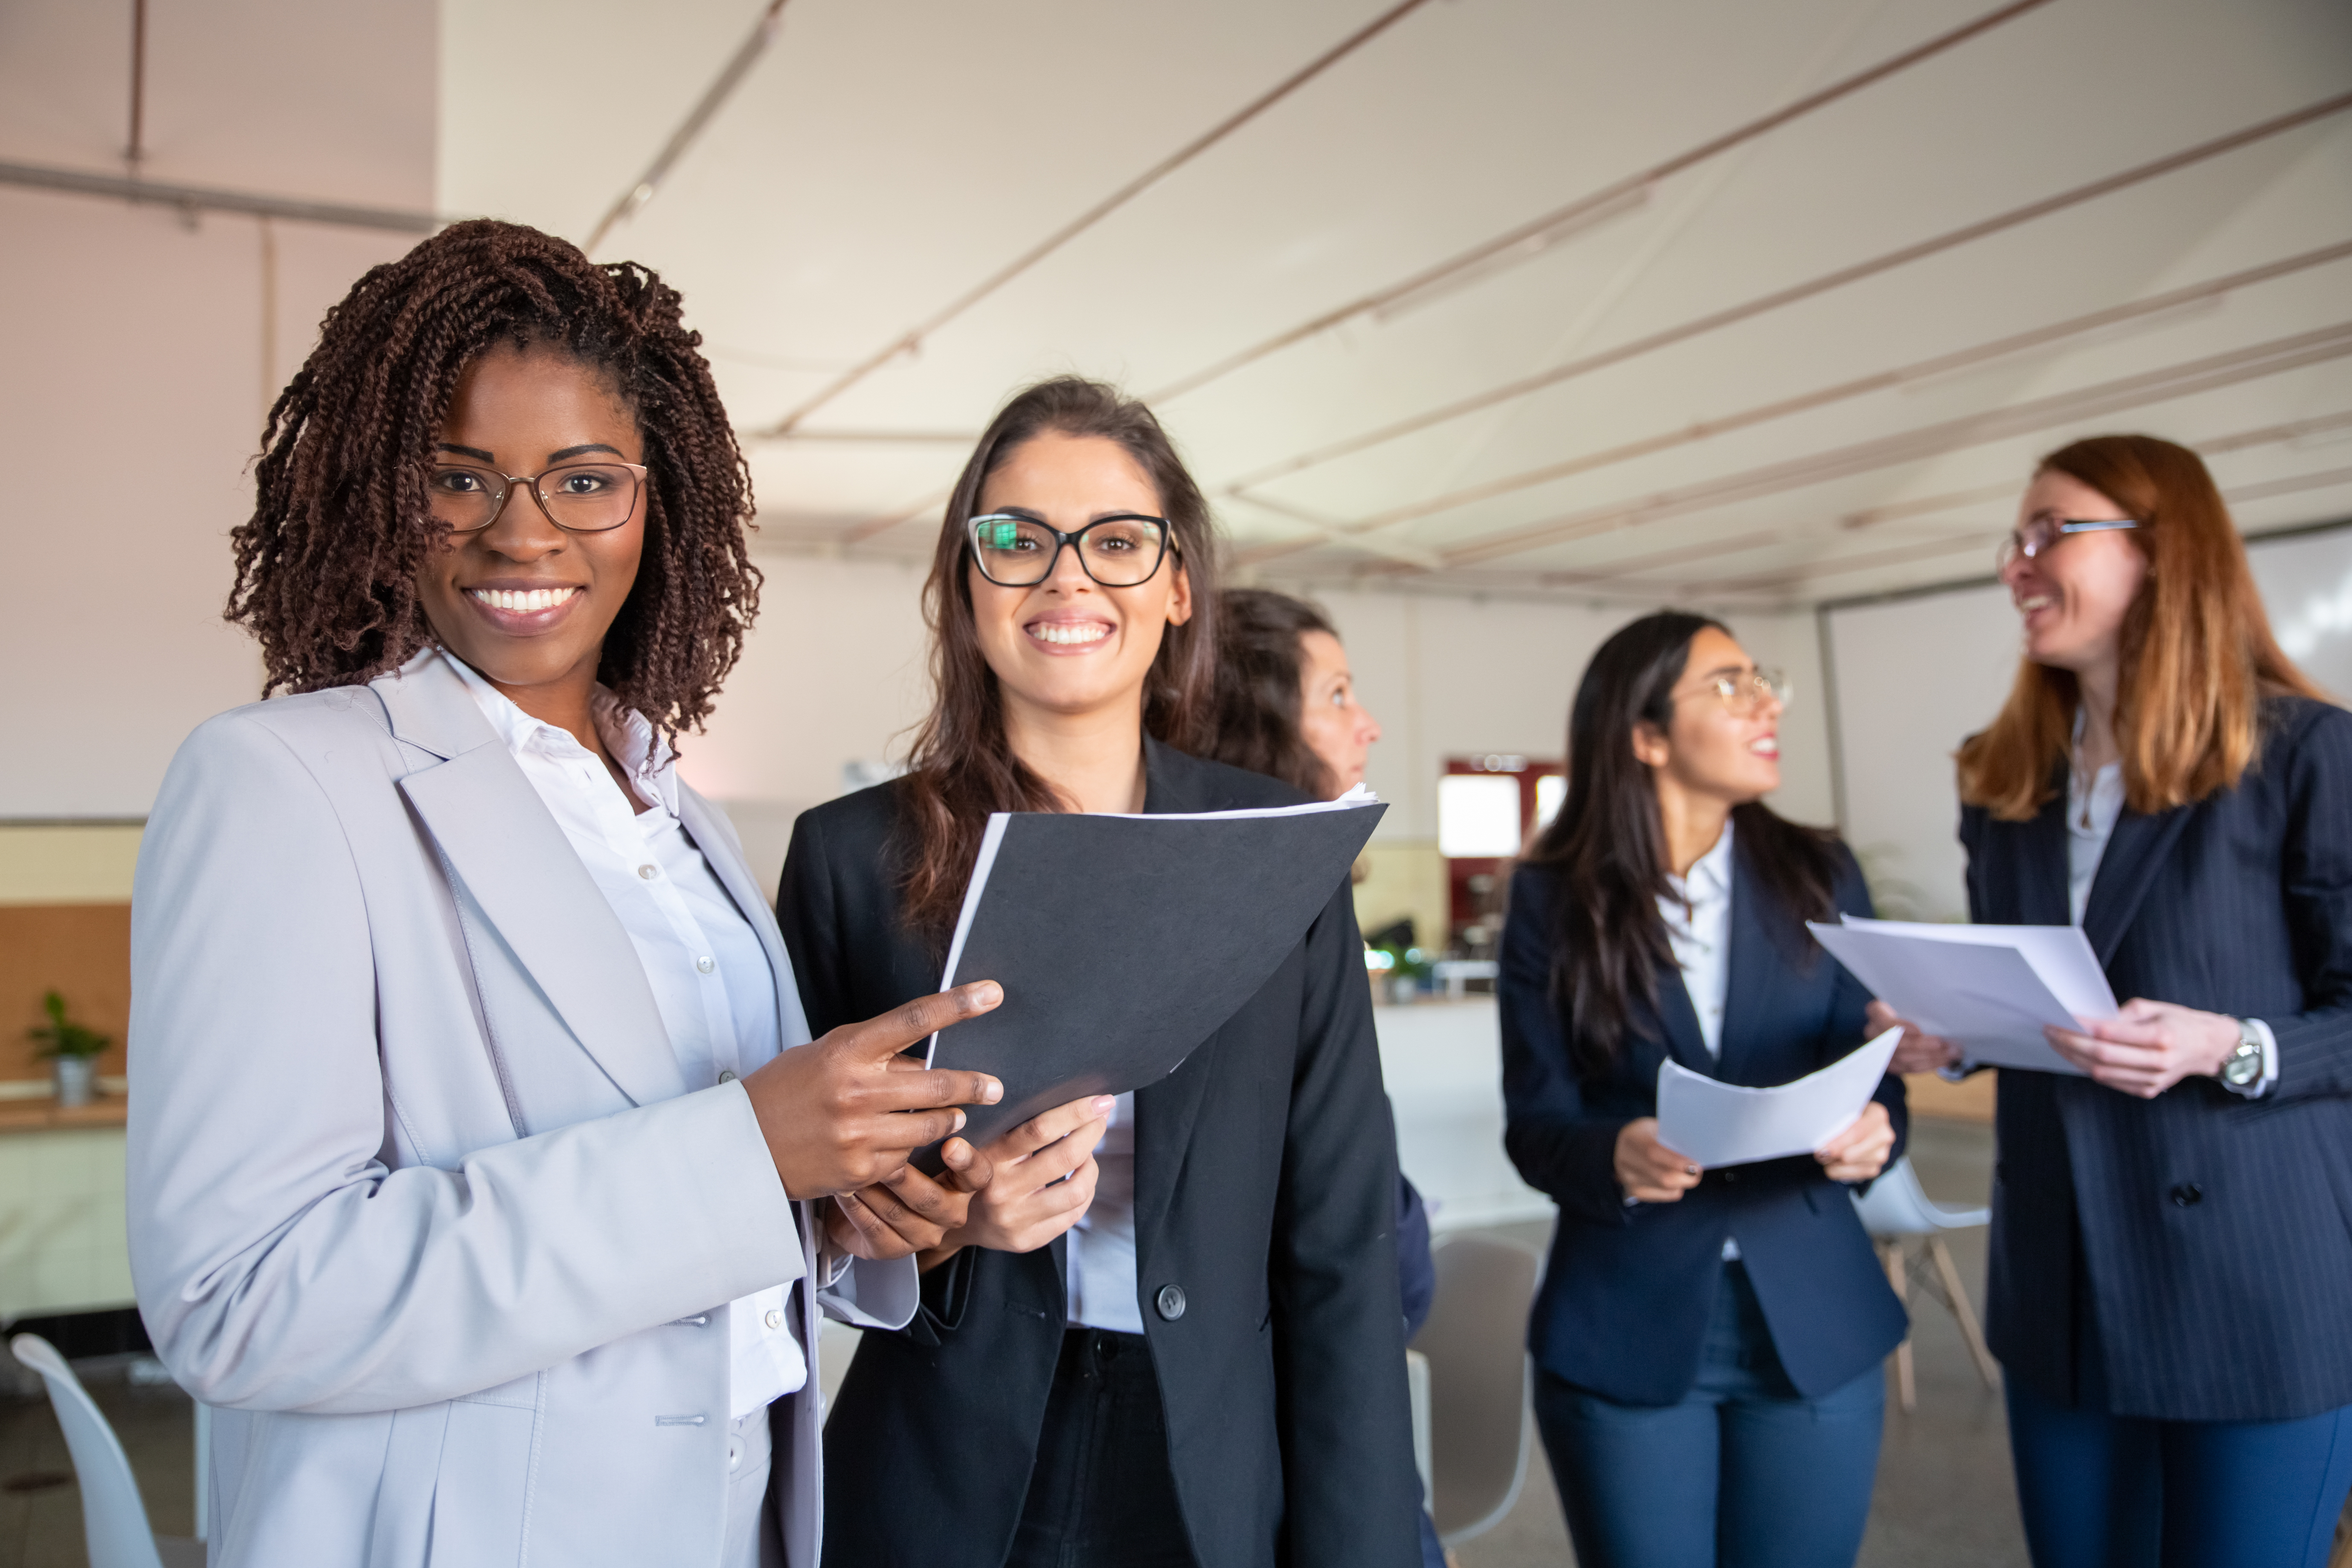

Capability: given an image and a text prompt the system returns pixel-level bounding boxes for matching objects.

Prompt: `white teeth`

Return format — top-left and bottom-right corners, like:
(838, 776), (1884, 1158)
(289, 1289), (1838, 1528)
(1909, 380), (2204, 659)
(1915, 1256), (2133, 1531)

(1031, 622), (1109, 647)
(2019, 595), (2052, 612)
(471, 587), (577, 613)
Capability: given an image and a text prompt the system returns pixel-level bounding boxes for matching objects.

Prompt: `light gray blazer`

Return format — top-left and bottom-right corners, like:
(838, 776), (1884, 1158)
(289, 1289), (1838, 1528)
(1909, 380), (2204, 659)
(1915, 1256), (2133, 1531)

(127, 653), (915, 1568)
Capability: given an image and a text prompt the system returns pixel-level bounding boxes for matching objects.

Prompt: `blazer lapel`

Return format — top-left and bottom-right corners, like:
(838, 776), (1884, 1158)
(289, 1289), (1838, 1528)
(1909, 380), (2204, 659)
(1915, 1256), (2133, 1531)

(677, 786), (811, 1049)
(2015, 793), (2073, 928)
(1712, 857), (1774, 1083)
(2082, 804), (2195, 967)
(377, 656), (688, 1109)
(1650, 964), (1718, 1079)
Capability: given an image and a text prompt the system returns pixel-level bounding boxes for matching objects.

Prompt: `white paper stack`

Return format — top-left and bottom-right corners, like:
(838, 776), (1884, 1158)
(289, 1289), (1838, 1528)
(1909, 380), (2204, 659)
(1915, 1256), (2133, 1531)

(1655, 1026), (1902, 1167)
(1805, 915), (2117, 1075)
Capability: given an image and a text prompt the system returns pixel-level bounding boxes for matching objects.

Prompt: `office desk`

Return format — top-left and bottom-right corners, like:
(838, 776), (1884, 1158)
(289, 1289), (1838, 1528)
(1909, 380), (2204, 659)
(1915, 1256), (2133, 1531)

(0, 1099), (133, 1321)
(1373, 998), (1551, 1232)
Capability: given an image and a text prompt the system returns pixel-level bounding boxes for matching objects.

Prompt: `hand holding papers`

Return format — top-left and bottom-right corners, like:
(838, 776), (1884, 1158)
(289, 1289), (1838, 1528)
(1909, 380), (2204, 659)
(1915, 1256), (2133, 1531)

(1806, 916), (2117, 1075)
(1655, 1027), (1902, 1167)
(916, 788), (1386, 1166)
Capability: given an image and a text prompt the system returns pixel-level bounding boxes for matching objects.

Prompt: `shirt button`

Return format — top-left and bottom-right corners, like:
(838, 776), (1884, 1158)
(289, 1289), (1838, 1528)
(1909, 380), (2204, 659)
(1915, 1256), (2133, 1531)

(637, 864), (657, 880)
(764, 1309), (784, 1331)
(697, 955), (715, 974)
(717, 1069), (737, 1085)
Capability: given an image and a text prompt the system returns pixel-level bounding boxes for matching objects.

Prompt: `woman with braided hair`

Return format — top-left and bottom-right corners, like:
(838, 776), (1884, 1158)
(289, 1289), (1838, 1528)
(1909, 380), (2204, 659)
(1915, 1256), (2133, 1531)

(126, 219), (1008, 1567)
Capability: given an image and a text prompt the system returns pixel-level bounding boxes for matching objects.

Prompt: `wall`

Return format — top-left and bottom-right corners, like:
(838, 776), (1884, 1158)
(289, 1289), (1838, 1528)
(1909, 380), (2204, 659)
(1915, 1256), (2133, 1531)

(680, 553), (1838, 938)
(0, 0), (436, 820)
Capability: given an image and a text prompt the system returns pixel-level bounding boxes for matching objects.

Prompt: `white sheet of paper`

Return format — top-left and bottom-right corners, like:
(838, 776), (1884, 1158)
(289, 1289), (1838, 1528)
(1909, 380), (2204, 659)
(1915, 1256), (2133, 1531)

(1805, 917), (2114, 1075)
(1654, 1027), (1902, 1167)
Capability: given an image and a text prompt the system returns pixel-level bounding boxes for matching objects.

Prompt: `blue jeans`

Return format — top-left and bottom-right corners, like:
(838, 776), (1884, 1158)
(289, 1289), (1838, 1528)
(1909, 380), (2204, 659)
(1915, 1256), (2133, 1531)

(1532, 1261), (1885, 1568)
(2007, 1373), (2352, 1568)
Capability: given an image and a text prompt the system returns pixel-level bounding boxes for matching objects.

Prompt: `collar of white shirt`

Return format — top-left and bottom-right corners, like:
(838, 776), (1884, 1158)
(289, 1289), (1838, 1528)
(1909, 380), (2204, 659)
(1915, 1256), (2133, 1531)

(1665, 816), (1736, 915)
(440, 649), (681, 820)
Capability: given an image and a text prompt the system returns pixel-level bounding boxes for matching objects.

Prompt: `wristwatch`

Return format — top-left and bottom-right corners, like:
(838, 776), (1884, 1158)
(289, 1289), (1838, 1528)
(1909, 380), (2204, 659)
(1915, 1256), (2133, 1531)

(2219, 1019), (2266, 1090)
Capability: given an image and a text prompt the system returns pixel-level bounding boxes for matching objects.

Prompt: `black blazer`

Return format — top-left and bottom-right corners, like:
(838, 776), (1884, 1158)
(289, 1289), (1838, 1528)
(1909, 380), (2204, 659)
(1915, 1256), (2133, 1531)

(1499, 838), (1910, 1406)
(1965, 694), (2352, 1423)
(779, 740), (1422, 1568)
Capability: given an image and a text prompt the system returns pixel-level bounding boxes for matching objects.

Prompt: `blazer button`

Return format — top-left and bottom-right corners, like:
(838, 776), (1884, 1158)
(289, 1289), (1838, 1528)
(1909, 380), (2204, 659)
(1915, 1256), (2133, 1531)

(1155, 1284), (1187, 1321)
(2171, 1182), (2204, 1208)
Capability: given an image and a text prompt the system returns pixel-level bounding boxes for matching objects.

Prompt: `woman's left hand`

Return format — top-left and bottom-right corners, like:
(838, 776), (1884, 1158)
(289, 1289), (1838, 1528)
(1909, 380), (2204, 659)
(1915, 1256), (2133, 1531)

(1815, 1101), (1895, 1184)
(822, 1136), (993, 1261)
(2044, 999), (2240, 1098)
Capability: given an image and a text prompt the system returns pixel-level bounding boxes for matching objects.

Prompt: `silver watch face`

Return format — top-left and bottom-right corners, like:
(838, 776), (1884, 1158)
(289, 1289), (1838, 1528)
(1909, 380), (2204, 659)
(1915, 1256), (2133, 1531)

(2223, 1037), (2263, 1086)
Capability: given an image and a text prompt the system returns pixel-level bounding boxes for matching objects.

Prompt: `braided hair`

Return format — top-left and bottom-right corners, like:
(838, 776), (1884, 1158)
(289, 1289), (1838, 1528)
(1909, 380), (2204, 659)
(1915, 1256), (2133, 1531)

(226, 218), (759, 741)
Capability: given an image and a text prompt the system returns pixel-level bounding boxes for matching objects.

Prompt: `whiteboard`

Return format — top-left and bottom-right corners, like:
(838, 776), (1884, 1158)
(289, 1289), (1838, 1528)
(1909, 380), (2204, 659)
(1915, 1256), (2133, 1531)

(1826, 520), (2352, 920)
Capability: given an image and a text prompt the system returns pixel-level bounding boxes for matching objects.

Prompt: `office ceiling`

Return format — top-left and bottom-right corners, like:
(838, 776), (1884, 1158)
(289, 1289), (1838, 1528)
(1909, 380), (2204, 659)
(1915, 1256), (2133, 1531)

(128, 2), (2352, 606)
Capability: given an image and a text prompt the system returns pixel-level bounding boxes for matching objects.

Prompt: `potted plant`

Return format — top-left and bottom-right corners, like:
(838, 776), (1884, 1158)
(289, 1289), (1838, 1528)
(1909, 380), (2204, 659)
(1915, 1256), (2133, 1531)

(28, 990), (109, 1108)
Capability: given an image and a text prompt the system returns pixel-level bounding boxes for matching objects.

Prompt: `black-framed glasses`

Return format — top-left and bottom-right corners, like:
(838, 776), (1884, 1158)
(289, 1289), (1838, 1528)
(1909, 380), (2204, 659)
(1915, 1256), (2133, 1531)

(1677, 668), (1788, 716)
(427, 462), (648, 535)
(1996, 514), (2139, 572)
(967, 512), (1172, 588)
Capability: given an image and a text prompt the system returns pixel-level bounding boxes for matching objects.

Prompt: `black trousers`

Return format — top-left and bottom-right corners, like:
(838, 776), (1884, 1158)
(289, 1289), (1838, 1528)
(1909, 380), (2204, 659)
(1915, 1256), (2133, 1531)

(1006, 1329), (1197, 1568)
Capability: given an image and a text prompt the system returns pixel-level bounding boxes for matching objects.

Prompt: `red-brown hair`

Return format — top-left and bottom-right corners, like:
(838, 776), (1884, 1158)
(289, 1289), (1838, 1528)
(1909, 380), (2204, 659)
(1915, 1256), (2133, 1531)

(894, 378), (1222, 937)
(1956, 434), (2323, 820)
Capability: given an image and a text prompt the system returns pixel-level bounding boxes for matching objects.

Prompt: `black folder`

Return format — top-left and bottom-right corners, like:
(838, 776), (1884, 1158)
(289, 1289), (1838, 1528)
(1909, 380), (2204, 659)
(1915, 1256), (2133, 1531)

(916, 793), (1385, 1164)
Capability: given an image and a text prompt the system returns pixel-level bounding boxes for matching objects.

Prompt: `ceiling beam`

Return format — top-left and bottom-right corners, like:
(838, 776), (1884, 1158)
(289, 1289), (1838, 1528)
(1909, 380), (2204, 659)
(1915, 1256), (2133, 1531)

(0, 158), (438, 233)
(752, 0), (1441, 439)
(1435, 320), (2352, 568)
(1146, 0), (2056, 404)
(1217, 90), (2352, 503)
(1251, 237), (2352, 557)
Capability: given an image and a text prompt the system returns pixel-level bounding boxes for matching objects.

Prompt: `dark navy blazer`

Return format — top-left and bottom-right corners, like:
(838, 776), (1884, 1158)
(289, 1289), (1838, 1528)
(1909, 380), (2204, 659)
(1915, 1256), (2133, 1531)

(1500, 838), (1909, 1407)
(1965, 694), (2352, 1423)
(782, 740), (1422, 1568)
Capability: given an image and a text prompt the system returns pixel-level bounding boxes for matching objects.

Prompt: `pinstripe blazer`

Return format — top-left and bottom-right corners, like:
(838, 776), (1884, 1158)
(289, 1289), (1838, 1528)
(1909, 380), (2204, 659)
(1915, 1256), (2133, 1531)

(1964, 694), (2352, 1423)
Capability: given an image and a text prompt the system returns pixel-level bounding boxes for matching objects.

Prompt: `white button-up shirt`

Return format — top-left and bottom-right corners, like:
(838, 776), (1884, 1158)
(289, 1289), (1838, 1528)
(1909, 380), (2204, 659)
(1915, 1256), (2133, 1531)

(1660, 820), (1735, 1060)
(1066, 1092), (1141, 1333)
(445, 652), (809, 1416)
(1660, 822), (1741, 1258)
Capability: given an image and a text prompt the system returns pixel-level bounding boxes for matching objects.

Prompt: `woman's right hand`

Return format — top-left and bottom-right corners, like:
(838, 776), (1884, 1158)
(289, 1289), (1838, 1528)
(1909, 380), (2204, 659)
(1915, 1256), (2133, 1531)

(920, 1095), (1116, 1270)
(1614, 1118), (1703, 1204)
(1869, 999), (1962, 1074)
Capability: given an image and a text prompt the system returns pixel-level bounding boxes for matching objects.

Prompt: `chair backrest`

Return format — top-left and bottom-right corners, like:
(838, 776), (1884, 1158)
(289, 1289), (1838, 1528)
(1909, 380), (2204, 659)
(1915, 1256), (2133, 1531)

(8, 1335), (168, 1568)
(1408, 1233), (1541, 1545)
(1851, 1155), (1992, 1238)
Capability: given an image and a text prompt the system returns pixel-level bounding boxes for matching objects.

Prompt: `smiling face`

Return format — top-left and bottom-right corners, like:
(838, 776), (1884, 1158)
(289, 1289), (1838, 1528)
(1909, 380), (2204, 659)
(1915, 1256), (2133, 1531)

(415, 343), (645, 709)
(1295, 629), (1380, 798)
(1637, 627), (1783, 806)
(966, 430), (1192, 730)
(2000, 467), (2147, 675)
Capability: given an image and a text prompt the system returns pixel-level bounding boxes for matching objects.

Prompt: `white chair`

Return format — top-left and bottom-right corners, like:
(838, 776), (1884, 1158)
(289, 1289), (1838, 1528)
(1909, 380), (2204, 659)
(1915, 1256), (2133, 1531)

(1851, 1156), (2000, 1411)
(7, 1334), (206, 1568)
(1408, 1233), (1541, 1547)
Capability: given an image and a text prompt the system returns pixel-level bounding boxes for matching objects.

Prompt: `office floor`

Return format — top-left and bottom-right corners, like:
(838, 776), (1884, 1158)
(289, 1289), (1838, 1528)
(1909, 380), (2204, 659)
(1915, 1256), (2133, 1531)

(0, 1121), (2019, 1567)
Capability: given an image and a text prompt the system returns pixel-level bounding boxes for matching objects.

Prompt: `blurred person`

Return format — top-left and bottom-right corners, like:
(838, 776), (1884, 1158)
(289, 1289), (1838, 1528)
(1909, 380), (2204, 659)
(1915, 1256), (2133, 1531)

(1205, 587), (1441, 1568)
(1874, 436), (2352, 1567)
(127, 220), (1006, 1567)
(782, 378), (1422, 1568)
(1501, 612), (1906, 1568)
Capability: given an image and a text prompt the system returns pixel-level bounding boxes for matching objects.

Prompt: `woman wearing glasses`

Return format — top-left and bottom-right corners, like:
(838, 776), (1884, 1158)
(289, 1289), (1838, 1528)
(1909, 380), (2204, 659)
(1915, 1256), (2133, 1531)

(1872, 436), (2352, 1565)
(780, 378), (1421, 1568)
(127, 221), (1002, 1567)
(1500, 611), (1906, 1568)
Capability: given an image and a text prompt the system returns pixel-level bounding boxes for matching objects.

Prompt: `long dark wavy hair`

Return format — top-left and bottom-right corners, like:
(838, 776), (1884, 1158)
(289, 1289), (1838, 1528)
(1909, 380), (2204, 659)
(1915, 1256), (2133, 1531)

(226, 218), (760, 741)
(1522, 611), (1839, 1072)
(1205, 588), (1341, 797)
(896, 377), (1222, 937)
